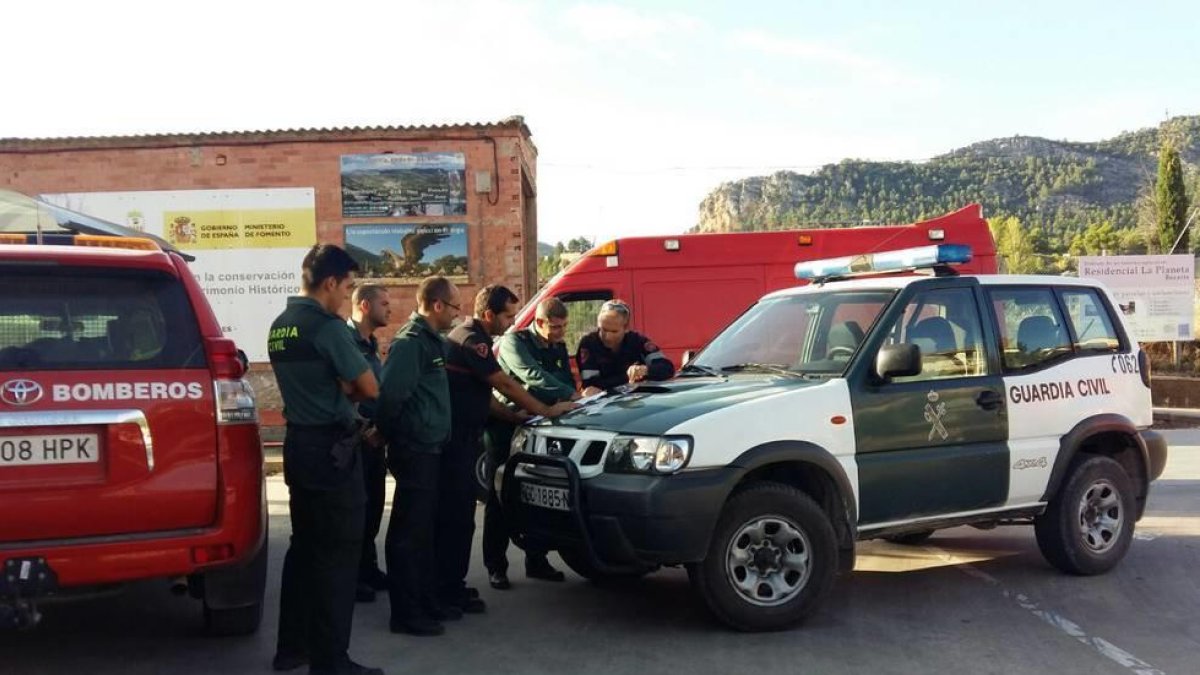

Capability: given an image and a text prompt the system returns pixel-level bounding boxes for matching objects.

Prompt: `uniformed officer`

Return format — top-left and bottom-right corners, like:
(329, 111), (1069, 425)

(376, 276), (459, 637)
(268, 244), (384, 675)
(439, 285), (577, 610)
(347, 284), (391, 603)
(577, 299), (675, 390)
(483, 296), (579, 589)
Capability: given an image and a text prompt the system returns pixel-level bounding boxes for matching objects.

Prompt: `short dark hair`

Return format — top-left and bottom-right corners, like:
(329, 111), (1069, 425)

(475, 284), (520, 318)
(301, 244), (359, 292)
(417, 275), (454, 309)
(536, 296), (568, 321)
(353, 283), (386, 305)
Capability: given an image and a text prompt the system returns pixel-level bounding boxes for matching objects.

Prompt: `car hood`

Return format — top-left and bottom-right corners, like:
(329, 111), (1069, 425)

(541, 376), (824, 435)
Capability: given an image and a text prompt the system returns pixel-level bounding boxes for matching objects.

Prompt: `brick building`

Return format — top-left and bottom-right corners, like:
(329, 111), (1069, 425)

(0, 117), (539, 428)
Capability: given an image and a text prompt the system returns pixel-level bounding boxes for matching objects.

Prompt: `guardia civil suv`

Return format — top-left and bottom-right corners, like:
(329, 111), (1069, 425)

(498, 244), (1168, 632)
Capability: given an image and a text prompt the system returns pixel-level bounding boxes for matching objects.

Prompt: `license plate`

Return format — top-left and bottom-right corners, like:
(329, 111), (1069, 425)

(0, 433), (100, 467)
(520, 482), (570, 512)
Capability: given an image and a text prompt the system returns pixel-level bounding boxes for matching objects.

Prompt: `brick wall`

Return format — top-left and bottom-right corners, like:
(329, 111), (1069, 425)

(0, 120), (538, 427)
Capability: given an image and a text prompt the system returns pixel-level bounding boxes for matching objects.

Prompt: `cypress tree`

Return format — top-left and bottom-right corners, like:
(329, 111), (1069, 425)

(1156, 141), (1190, 252)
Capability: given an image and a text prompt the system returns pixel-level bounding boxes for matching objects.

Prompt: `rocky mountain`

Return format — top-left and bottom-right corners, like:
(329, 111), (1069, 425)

(696, 116), (1200, 239)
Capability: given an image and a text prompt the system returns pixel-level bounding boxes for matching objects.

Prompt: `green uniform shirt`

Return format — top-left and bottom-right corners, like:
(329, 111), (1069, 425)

(496, 327), (576, 407)
(346, 319), (383, 421)
(268, 296), (369, 427)
(377, 312), (451, 451)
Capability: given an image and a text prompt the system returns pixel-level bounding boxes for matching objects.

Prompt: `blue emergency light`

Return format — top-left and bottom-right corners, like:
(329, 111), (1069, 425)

(794, 244), (972, 281)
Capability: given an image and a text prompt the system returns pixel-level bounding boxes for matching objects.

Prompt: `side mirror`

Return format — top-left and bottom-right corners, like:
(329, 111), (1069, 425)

(875, 343), (921, 381)
(681, 350), (697, 365)
(236, 348), (250, 374)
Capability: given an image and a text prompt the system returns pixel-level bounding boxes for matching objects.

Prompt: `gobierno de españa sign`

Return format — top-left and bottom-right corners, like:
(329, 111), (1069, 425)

(1077, 254), (1195, 342)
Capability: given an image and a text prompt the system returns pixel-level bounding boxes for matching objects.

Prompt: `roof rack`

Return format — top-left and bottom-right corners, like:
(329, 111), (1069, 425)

(794, 244), (973, 285)
(0, 189), (193, 261)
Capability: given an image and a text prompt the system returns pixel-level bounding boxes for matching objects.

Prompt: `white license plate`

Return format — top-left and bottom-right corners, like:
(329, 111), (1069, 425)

(0, 433), (101, 467)
(519, 483), (570, 512)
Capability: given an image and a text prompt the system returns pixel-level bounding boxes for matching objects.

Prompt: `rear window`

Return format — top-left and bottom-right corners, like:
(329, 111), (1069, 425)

(0, 267), (206, 371)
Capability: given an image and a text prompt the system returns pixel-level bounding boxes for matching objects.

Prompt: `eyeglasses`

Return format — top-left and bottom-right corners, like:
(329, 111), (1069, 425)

(440, 299), (461, 311)
(601, 300), (630, 315)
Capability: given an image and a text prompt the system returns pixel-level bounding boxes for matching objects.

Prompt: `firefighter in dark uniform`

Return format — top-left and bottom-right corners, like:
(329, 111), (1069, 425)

(376, 276), (459, 637)
(439, 286), (577, 609)
(483, 296), (580, 589)
(268, 244), (384, 675)
(346, 284), (391, 603)
(577, 299), (675, 390)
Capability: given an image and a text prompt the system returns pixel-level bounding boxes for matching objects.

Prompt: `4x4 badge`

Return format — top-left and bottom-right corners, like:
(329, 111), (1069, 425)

(1, 379), (44, 406)
(924, 390), (948, 441)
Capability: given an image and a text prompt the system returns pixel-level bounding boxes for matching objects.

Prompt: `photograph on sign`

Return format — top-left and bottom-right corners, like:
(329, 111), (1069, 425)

(40, 189), (317, 362)
(340, 152), (467, 218)
(1077, 254), (1195, 341)
(345, 223), (469, 284)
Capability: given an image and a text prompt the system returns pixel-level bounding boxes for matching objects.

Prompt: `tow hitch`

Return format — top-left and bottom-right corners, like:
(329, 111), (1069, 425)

(1, 557), (58, 630)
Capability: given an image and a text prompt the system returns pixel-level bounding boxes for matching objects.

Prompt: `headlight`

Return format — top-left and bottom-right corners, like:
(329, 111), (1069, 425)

(606, 436), (692, 474)
(510, 426), (532, 455)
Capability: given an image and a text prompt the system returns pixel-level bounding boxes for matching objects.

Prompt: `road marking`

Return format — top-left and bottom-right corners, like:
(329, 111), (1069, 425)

(926, 545), (1165, 675)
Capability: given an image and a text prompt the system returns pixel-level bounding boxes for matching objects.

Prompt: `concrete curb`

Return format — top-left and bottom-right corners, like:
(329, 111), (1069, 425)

(1154, 407), (1200, 421)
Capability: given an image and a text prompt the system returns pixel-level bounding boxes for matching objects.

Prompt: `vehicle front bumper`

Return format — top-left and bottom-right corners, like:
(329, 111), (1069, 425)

(499, 452), (738, 572)
(1140, 429), (1168, 482)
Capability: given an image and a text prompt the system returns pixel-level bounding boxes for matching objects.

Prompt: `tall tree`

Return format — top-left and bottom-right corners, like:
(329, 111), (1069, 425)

(1156, 141), (1190, 253)
(990, 215), (1040, 274)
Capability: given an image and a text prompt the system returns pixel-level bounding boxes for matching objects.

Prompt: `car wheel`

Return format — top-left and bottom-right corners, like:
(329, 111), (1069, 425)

(475, 445), (490, 503)
(883, 530), (935, 545)
(203, 601), (263, 637)
(1035, 455), (1135, 575)
(200, 538), (268, 636)
(693, 482), (837, 631)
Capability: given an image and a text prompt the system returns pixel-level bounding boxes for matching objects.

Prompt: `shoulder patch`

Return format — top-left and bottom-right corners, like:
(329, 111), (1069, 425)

(644, 341), (659, 353)
(579, 347), (590, 363)
(475, 342), (490, 358)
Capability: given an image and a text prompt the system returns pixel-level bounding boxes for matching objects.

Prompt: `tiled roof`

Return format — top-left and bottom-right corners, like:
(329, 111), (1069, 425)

(0, 116), (531, 152)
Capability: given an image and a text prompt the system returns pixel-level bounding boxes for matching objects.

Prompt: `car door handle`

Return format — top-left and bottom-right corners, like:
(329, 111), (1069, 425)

(975, 390), (1003, 410)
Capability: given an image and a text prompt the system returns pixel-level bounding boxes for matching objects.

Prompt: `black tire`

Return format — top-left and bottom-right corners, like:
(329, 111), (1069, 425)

(474, 445), (490, 503)
(559, 548), (653, 583)
(203, 601), (263, 637)
(692, 482), (837, 632)
(883, 530), (935, 545)
(201, 538), (268, 636)
(1035, 455), (1135, 576)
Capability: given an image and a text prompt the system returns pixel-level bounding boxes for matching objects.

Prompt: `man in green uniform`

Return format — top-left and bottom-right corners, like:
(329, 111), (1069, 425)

(376, 275), (460, 637)
(438, 286), (578, 611)
(268, 244), (383, 675)
(483, 296), (579, 589)
(346, 284), (391, 603)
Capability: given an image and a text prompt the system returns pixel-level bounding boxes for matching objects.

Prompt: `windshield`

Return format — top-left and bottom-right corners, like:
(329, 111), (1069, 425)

(691, 289), (896, 376)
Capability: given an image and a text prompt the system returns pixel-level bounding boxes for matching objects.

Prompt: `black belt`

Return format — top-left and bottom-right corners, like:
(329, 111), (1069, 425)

(286, 422), (344, 432)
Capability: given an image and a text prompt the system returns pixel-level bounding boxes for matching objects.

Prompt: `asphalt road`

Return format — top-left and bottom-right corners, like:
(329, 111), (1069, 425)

(4, 430), (1199, 675)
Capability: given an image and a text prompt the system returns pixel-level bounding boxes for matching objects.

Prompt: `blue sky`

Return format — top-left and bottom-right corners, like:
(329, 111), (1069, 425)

(4, 1), (1199, 245)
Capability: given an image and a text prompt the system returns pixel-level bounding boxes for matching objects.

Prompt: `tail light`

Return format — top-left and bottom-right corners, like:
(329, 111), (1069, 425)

(206, 337), (258, 424)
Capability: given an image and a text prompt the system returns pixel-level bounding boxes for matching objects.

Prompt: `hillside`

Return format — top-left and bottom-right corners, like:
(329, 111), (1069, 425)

(696, 116), (1200, 244)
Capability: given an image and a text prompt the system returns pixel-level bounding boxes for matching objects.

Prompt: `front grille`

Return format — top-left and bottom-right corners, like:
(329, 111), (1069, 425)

(542, 437), (576, 458)
(580, 441), (606, 466)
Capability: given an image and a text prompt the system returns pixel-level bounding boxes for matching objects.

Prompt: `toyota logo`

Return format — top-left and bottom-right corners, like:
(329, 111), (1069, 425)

(1, 379), (44, 406)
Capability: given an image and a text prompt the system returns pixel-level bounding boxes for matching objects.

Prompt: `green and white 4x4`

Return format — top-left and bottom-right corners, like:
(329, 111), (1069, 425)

(498, 246), (1168, 631)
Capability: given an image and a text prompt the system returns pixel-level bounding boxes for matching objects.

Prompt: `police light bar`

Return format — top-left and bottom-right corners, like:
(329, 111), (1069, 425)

(794, 244), (972, 281)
